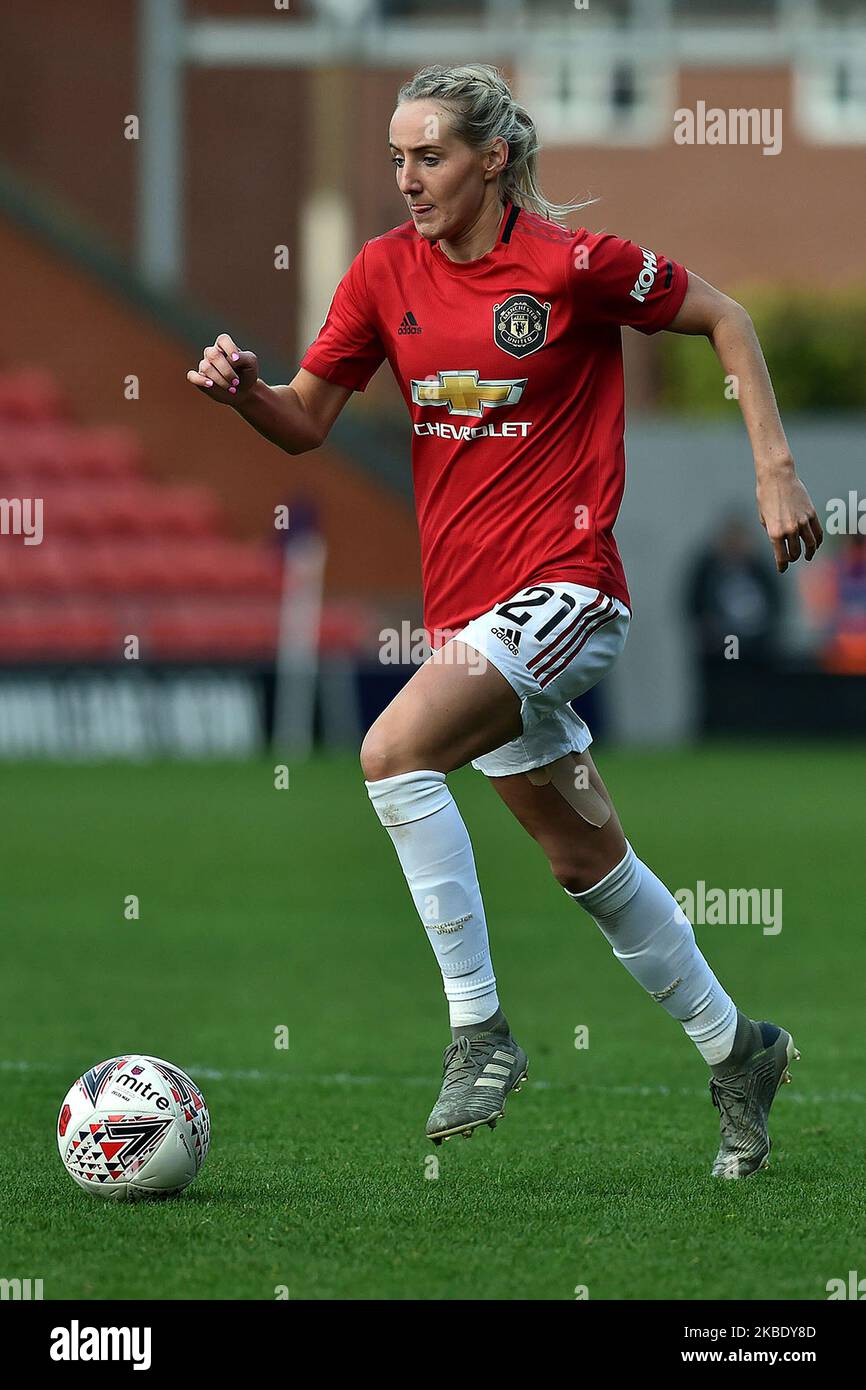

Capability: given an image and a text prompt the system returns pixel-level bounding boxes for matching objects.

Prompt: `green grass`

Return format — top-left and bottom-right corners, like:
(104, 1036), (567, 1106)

(1, 745), (864, 1300)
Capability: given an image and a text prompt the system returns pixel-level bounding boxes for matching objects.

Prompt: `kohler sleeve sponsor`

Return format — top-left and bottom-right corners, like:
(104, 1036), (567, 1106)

(629, 248), (659, 303)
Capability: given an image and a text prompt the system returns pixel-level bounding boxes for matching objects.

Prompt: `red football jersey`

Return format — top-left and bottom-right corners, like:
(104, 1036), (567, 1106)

(300, 201), (688, 638)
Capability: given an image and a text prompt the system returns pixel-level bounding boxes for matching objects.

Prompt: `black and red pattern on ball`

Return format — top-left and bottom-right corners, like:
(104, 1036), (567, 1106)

(152, 1059), (207, 1111)
(66, 1114), (173, 1183)
(79, 1056), (125, 1106)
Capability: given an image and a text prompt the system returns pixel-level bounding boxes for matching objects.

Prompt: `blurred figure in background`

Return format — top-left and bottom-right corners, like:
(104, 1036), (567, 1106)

(686, 512), (782, 666)
(799, 533), (866, 676)
(685, 512), (782, 732)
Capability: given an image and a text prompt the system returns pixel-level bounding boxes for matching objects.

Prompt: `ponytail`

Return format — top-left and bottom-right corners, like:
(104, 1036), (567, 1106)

(396, 63), (593, 224)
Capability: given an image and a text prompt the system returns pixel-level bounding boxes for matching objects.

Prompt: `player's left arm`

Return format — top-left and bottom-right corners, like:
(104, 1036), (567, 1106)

(666, 272), (823, 572)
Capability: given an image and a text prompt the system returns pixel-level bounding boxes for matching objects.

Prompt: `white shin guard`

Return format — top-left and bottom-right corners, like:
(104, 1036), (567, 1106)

(567, 843), (738, 1064)
(365, 769), (499, 1028)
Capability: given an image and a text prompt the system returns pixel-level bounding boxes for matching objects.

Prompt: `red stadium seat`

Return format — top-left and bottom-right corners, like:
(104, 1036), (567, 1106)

(0, 369), (69, 423)
(65, 427), (144, 479)
(4, 546), (67, 595)
(145, 601), (280, 661)
(318, 598), (378, 656)
(43, 491), (103, 538)
(0, 369), (338, 664)
(0, 424), (69, 476)
(0, 550), (15, 594)
(1, 597), (161, 661)
(154, 485), (223, 538)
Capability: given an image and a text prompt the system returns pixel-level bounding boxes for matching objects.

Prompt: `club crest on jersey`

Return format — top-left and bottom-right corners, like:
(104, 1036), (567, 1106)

(493, 293), (551, 359)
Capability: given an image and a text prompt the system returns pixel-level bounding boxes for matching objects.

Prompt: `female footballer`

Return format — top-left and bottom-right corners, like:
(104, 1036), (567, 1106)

(188, 64), (823, 1178)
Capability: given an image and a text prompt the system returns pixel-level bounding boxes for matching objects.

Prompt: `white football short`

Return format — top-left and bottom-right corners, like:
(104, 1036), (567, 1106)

(447, 581), (630, 778)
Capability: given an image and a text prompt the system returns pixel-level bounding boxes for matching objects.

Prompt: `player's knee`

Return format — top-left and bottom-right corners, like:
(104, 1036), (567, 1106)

(360, 725), (422, 781)
(550, 843), (627, 897)
(359, 727), (389, 781)
(550, 856), (602, 896)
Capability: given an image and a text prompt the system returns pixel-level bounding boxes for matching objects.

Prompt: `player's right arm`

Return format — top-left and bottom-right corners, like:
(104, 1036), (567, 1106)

(187, 332), (351, 455)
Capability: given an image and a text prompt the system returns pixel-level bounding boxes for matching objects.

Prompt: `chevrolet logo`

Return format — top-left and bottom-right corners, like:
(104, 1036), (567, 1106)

(411, 370), (526, 418)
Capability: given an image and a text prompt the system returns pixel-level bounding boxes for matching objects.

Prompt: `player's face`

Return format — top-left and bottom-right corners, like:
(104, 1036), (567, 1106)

(388, 101), (501, 242)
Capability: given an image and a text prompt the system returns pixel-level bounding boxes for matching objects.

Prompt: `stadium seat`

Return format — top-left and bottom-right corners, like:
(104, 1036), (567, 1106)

(65, 427), (144, 479)
(154, 485), (223, 537)
(0, 601), (116, 661)
(0, 369), (69, 423)
(0, 368), (376, 665)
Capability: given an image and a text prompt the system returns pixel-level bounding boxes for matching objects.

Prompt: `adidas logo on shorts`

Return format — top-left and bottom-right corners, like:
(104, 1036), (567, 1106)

(491, 625), (521, 655)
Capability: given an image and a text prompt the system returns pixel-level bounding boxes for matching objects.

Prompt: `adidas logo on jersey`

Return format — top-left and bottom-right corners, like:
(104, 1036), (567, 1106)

(492, 626), (521, 655)
(398, 311), (422, 335)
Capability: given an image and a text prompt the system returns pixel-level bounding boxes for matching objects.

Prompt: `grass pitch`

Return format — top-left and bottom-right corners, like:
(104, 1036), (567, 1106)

(1, 744), (864, 1301)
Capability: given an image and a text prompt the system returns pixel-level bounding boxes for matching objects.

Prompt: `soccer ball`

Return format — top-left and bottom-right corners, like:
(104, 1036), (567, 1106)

(56, 1054), (210, 1200)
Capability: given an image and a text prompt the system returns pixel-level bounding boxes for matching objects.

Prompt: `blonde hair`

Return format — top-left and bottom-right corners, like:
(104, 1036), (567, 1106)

(396, 63), (592, 225)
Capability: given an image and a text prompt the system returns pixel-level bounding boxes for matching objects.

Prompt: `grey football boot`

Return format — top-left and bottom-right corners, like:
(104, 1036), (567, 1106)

(425, 1009), (528, 1145)
(709, 1011), (800, 1179)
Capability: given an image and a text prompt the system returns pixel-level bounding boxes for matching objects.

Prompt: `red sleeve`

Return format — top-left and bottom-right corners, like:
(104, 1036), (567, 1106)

(567, 229), (689, 335)
(299, 243), (386, 391)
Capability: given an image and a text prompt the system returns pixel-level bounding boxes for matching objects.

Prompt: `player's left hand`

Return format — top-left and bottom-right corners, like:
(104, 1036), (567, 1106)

(756, 467), (824, 572)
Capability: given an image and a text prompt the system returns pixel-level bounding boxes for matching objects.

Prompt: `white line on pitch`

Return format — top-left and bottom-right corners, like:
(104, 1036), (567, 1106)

(1, 1058), (861, 1105)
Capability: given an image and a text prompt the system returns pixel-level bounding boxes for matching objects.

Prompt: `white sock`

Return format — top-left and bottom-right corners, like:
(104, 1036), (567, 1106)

(365, 770), (499, 1028)
(567, 843), (738, 1065)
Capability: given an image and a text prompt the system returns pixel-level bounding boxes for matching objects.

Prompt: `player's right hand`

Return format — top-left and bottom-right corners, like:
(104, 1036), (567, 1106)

(187, 333), (259, 405)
